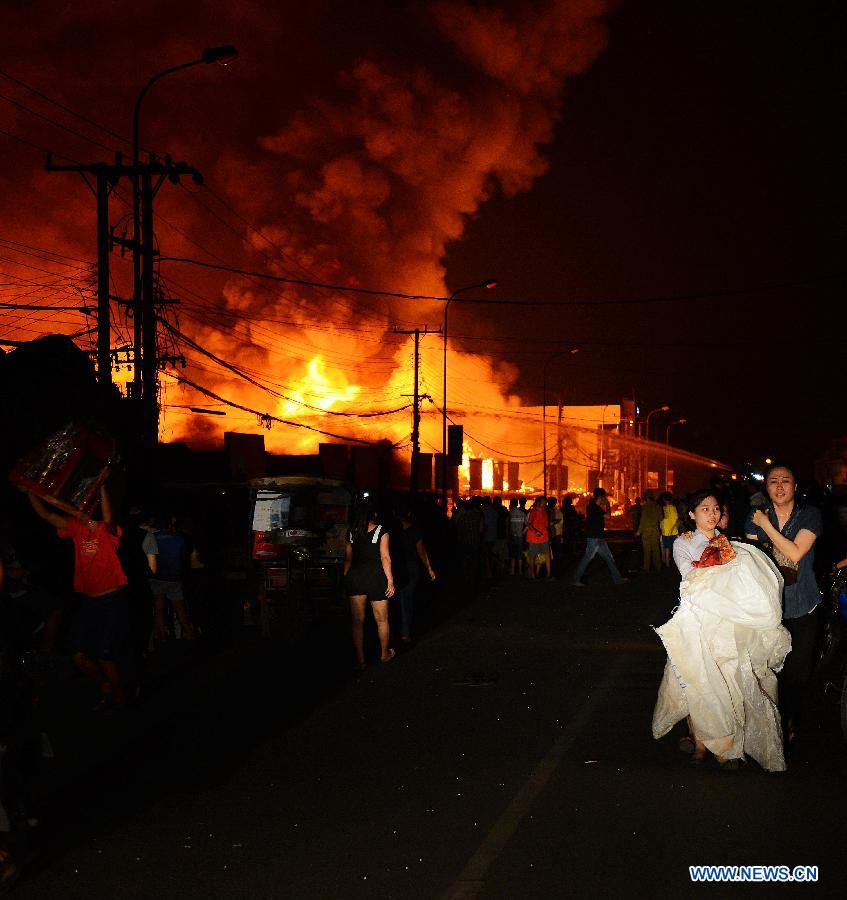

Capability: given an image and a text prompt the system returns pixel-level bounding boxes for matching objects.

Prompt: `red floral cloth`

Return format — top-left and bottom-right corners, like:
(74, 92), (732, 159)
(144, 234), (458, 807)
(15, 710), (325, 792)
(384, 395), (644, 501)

(691, 534), (736, 569)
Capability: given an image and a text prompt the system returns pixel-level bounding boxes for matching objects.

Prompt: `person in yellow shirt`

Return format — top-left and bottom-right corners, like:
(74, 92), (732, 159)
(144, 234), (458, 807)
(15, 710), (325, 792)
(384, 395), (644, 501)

(659, 492), (680, 568)
(635, 491), (661, 573)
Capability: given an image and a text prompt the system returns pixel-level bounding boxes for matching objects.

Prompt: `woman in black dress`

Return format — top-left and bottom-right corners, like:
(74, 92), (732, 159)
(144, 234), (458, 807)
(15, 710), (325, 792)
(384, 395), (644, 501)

(344, 503), (395, 669)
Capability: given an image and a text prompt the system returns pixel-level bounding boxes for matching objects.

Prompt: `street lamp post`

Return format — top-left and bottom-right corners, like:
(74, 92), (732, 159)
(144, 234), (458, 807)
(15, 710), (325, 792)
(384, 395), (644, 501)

(132, 45), (238, 439)
(664, 418), (687, 490)
(643, 405), (669, 491)
(441, 279), (496, 508)
(542, 347), (579, 496)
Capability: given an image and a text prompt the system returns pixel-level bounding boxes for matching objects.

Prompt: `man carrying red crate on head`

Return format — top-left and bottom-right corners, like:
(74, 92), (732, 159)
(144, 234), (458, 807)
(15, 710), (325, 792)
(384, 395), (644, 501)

(24, 481), (129, 711)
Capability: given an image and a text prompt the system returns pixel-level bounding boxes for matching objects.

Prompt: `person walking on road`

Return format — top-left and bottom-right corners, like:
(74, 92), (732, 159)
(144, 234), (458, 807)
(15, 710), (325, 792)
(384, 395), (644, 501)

(659, 492), (680, 568)
(143, 512), (195, 644)
(745, 462), (822, 752)
(572, 488), (628, 587)
(394, 506), (436, 645)
(562, 494), (581, 563)
(635, 491), (661, 574)
(25, 483), (129, 710)
(526, 497), (552, 579)
(507, 498), (527, 576)
(548, 497), (564, 577)
(344, 502), (396, 670)
(653, 488), (790, 772)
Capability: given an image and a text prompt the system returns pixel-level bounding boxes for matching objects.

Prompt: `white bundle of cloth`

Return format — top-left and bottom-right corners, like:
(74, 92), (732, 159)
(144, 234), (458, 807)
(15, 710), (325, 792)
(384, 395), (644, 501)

(652, 541), (791, 772)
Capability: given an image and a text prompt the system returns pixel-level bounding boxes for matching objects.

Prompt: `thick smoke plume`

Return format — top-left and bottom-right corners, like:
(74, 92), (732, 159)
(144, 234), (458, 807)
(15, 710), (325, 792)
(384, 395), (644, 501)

(0, 0), (610, 456)
(175, 0), (610, 453)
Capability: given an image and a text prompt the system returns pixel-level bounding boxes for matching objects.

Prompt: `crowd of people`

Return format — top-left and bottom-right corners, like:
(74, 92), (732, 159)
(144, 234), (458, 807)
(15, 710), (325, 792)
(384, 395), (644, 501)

(3, 469), (847, 884)
(0, 484), (211, 886)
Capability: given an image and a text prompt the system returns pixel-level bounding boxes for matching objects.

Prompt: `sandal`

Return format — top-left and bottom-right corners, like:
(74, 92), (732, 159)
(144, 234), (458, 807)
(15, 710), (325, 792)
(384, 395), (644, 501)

(678, 736), (696, 754)
(689, 749), (706, 766)
(380, 648), (396, 663)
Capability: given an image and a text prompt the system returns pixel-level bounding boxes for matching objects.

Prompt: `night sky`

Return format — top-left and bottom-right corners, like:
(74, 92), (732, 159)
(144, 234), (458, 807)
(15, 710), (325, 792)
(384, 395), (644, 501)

(1, 0), (843, 474)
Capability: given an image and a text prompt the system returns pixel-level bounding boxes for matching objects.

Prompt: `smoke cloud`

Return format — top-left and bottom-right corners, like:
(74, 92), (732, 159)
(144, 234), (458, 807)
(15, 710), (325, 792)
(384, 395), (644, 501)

(0, 0), (611, 454)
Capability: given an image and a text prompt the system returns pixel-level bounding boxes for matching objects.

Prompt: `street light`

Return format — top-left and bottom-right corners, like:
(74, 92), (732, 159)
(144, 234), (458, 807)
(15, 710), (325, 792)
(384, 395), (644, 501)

(542, 346), (579, 496)
(132, 45), (239, 432)
(664, 418), (687, 490)
(643, 405), (669, 491)
(441, 279), (497, 507)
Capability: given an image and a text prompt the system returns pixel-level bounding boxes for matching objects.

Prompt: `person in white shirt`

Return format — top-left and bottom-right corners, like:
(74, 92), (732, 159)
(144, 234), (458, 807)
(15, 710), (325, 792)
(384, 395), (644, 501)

(671, 489), (723, 765)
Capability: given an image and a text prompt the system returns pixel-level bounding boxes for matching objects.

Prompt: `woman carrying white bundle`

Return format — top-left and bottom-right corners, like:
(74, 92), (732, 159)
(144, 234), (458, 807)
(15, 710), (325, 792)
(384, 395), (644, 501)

(652, 489), (791, 772)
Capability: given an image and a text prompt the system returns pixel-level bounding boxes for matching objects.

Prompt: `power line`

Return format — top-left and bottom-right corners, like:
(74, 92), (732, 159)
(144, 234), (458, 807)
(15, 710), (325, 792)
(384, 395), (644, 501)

(180, 182), (423, 328)
(161, 255), (847, 307)
(0, 67), (139, 152)
(166, 199), (409, 329)
(0, 236), (93, 267)
(175, 303), (405, 374)
(0, 303), (90, 311)
(164, 372), (403, 446)
(0, 90), (118, 155)
(0, 125), (75, 160)
(158, 316), (413, 418)
(161, 255), (444, 301)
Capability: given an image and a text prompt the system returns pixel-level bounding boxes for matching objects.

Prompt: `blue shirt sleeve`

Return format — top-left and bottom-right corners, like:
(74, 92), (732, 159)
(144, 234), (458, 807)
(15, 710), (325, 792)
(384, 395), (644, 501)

(798, 505), (822, 537)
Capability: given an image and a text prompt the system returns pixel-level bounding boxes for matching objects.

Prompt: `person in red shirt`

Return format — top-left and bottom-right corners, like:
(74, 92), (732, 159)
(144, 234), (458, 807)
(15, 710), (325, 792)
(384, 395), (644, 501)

(26, 483), (129, 709)
(525, 497), (552, 579)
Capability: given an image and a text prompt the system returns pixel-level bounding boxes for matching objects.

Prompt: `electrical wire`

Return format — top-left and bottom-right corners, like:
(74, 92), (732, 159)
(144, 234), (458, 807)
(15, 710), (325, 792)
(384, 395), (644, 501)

(162, 254), (847, 308)
(0, 237), (93, 268)
(163, 372), (403, 446)
(0, 91), (118, 155)
(158, 316), (413, 418)
(0, 67), (141, 152)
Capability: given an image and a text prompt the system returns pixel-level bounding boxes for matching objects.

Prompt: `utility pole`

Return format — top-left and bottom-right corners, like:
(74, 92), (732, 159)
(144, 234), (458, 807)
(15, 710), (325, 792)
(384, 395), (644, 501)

(96, 169), (111, 384)
(555, 394), (563, 495)
(46, 157), (124, 385)
(47, 154), (200, 440)
(396, 326), (437, 493)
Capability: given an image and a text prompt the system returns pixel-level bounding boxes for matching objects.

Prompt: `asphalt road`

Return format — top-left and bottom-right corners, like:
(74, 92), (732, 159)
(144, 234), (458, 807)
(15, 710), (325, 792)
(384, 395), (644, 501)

(11, 565), (847, 898)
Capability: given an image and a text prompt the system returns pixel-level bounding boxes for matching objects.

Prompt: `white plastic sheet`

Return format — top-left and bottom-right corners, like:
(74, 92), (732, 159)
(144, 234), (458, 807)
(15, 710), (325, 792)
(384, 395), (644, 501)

(652, 541), (791, 772)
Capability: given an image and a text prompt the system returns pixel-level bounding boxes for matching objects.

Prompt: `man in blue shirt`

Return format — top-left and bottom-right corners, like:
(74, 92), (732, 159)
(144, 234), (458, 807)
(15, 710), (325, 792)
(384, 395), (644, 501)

(143, 514), (195, 642)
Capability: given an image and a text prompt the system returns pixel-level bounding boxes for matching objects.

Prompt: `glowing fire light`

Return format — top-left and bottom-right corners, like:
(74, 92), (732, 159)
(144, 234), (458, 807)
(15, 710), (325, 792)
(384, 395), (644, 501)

(278, 355), (361, 417)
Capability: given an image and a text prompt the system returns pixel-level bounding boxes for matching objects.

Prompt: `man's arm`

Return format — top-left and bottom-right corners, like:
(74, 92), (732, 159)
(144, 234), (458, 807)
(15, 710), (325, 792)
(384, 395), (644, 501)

(416, 538), (436, 580)
(27, 492), (68, 530)
(141, 531), (158, 574)
(99, 483), (117, 535)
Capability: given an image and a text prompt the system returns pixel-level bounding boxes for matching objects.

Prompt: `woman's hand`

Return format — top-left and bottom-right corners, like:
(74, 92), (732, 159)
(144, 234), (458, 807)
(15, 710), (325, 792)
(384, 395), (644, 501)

(385, 580), (395, 598)
(751, 508), (770, 530)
